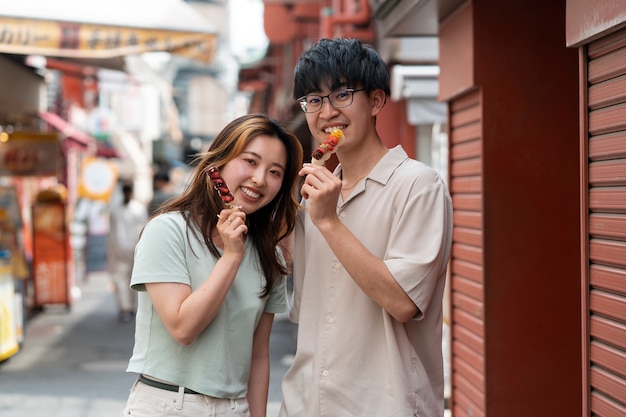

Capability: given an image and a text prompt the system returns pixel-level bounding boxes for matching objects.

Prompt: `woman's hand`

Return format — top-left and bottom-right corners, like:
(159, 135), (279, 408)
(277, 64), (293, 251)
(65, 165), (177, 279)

(216, 208), (248, 256)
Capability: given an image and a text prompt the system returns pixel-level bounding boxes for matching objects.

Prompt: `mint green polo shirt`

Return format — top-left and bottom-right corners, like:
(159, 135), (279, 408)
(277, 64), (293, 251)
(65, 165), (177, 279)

(126, 212), (286, 397)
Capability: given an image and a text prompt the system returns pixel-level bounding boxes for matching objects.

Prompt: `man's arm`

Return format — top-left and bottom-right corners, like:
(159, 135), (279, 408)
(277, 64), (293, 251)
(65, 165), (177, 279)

(299, 164), (418, 322)
(318, 218), (419, 322)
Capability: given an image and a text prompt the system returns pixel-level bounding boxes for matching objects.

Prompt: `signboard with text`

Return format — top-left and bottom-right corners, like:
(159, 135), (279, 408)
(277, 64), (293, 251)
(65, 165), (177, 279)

(0, 133), (60, 177)
(32, 203), (71, 308)
(0, 17), (216, 62)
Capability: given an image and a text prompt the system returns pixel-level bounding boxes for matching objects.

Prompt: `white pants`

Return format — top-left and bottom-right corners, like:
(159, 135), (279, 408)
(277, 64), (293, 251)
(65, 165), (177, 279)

(108, 253), (137, 313)
(123, 379), (250, 417)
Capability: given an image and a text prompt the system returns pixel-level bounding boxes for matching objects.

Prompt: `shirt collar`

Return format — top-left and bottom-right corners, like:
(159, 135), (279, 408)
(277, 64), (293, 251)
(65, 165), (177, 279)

(335, 145), (409, 187)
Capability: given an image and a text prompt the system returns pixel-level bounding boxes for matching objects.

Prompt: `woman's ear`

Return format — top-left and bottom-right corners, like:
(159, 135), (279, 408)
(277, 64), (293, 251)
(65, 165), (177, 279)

(370, 89), (387, 116)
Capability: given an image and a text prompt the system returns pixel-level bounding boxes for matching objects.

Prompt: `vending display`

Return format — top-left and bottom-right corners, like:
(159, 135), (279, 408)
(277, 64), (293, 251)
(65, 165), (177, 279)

(0, 186), (26, 361)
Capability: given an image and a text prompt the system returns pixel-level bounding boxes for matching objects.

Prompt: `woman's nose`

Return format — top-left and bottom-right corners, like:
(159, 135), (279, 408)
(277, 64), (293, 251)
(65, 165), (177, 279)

(251, 170), (266, 186)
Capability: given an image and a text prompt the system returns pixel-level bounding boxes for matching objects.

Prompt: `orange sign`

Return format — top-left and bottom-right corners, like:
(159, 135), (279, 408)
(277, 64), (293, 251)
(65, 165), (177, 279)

(78, 157), (118, 201)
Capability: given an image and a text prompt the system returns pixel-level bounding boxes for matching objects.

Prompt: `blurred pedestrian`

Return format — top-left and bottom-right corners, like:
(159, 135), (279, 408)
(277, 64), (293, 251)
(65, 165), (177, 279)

(107, 182), (147, 323)
(279, 38), (454, 417)
(123, 114), (303, 417)
(148, 169), (177, 216)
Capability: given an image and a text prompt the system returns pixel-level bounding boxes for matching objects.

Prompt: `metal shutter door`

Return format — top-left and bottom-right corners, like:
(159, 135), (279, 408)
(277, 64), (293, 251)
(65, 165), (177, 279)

(449, 89), (486, 417)
(584, 27), (626, 417)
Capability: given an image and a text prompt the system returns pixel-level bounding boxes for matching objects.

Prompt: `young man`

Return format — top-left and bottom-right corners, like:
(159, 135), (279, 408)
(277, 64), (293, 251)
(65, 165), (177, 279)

(279, 38), (453, 417)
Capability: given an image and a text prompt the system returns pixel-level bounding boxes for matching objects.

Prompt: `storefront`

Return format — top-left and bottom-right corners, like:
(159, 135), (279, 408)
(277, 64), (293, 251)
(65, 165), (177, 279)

(0, 132), (63, 360)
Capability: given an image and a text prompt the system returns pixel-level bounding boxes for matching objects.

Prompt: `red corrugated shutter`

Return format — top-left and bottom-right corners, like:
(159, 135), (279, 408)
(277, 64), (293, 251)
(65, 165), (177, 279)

(449, 89), (486, 417)
(584, 27), (626, 417)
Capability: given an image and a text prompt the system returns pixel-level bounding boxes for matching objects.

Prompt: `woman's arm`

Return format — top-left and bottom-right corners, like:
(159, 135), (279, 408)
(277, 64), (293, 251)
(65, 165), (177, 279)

(247, 312), (274, 417)
(146, 208), (248, 345)
(146, 251), (243, 345)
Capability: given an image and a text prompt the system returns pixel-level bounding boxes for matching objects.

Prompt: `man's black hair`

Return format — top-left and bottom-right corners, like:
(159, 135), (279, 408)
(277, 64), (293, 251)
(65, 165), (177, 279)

(293, 38), (391, 99)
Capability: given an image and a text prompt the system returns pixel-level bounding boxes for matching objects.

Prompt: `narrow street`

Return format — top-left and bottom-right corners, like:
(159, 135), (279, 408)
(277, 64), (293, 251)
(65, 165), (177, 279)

(0, 271), (297, 417)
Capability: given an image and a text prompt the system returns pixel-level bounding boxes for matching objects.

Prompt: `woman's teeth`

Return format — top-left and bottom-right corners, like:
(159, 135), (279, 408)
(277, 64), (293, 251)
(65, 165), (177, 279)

(241, 187), (260, 199)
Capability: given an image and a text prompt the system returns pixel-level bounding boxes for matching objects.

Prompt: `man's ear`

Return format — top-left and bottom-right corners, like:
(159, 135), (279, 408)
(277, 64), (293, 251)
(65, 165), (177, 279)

(370, 89), (387, 116)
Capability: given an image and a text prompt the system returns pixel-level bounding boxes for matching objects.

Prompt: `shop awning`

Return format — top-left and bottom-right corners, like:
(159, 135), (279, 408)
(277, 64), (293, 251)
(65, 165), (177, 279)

(0, 0), (217, 64)
(39, 111), (118, 158)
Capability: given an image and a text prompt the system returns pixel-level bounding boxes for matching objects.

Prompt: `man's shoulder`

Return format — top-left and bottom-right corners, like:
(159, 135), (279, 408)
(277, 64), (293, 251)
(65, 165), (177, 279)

(382, 146), (437, 175)
(395, 157), (442, 183)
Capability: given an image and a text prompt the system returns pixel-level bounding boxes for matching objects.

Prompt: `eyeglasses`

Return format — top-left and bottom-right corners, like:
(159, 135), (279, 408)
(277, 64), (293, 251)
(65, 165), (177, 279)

(297, 89), (365, 113)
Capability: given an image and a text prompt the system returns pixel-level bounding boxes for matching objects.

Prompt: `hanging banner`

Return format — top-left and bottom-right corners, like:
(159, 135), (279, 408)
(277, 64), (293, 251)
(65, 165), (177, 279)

(0, 17), (216, 62)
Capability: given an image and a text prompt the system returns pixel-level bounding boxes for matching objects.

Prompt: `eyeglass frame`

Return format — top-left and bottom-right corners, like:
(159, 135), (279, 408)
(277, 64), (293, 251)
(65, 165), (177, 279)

(296, 88), (366, 113)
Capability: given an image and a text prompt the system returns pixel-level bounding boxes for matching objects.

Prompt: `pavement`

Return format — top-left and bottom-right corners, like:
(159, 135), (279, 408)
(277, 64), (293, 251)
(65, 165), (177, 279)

(0, 271), (139, 417)
(0, 269), (450, 417)
(0, 271), (293, 417)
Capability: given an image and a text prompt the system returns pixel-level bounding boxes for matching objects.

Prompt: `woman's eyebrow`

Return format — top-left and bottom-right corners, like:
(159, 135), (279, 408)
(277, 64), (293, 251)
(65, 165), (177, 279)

(241, 151), (286, 171)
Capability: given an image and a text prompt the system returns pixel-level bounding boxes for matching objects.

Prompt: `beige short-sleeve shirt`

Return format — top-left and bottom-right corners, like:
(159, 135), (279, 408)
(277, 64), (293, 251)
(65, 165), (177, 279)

(280, 146), (453, 417)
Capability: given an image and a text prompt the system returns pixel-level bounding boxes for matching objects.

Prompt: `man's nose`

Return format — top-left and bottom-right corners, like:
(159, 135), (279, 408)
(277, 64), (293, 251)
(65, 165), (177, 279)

(319, 96), (338, 116)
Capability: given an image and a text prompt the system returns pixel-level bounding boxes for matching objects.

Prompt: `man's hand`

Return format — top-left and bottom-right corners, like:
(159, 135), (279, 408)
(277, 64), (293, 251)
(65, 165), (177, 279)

(299, 164), (342, 229)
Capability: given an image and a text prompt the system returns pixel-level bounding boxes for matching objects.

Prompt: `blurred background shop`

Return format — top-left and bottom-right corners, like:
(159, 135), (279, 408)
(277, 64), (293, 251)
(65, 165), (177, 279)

(0, 0), (257, 360)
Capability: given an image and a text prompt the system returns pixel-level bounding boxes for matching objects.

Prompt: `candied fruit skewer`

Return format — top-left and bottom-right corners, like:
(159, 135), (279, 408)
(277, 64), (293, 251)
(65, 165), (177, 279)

(207, 166), (238, 208)
(311, 129), (344, 166)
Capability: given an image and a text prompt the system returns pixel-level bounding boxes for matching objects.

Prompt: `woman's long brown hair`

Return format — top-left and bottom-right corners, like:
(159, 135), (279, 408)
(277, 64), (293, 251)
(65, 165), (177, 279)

(151, 114), (303, 297)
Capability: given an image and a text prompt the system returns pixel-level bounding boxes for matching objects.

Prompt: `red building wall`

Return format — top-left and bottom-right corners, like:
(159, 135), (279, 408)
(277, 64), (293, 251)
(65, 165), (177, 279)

(440, 1), (581, 415)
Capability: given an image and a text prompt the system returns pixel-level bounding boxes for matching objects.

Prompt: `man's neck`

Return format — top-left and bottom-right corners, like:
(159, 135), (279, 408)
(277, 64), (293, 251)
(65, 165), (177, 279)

(337, 138), (388, 182)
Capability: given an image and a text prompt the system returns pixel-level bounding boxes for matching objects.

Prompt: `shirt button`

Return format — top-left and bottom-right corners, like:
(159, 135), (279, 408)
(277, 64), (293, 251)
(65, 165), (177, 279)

(327, 316), (335, 324)
(322, 370), (329, 377)
(332, 261), (340, 270)
(339, 211), (346, 218)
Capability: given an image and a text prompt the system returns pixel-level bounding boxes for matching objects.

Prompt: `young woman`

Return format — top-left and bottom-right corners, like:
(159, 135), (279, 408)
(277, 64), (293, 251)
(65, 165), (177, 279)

(123, 114), (303, 417)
